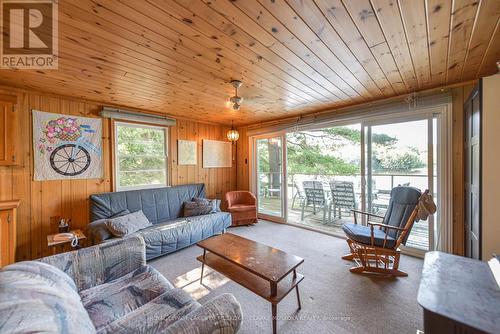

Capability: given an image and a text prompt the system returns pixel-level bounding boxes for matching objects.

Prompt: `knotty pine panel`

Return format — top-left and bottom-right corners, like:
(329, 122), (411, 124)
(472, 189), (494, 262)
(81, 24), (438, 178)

(0, 86), (236, 261)
(1, 0), (497, 125)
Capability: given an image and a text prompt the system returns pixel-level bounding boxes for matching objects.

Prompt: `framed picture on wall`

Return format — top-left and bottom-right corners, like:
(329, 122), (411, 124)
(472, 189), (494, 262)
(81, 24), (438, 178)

(202, 139), (232, 168)
(178, 140), (197, 165)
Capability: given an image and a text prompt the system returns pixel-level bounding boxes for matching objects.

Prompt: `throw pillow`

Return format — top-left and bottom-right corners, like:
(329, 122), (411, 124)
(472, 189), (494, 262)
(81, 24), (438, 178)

(183, 200), (213, 217)
(105, 210), (151, 237)
(88, 209), (132, 242)
(192, 197), (221, 213)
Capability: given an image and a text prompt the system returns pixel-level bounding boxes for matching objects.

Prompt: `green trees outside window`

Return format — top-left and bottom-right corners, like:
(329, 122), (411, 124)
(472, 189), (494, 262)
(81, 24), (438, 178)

(115, 123), (167, 189)
(282, 127), (424, 176)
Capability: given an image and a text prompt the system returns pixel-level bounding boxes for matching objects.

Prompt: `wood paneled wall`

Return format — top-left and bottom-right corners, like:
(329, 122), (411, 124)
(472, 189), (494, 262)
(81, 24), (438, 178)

(236, 84), (476, 255)
(236, 127), (250, 191)
(170, 119), (237, 203)
(0, 86), (236, 261)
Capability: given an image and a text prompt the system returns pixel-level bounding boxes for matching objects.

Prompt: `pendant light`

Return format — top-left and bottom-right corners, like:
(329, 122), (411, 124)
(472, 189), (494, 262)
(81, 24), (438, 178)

(227, 121), (240, 142)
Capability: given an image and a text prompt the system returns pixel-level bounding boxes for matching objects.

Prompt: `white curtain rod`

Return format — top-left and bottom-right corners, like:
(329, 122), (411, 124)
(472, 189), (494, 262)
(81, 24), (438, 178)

(100, 107), (177, 126)
(246, 92), (451, 136)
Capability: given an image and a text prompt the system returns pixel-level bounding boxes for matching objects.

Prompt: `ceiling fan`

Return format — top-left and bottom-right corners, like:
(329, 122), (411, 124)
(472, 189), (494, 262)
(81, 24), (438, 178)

(228, 80), (243, 111)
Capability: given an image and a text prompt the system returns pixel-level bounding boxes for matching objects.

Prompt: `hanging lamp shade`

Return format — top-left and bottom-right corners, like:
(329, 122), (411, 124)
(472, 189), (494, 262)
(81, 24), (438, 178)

(227, 122), (239, 142)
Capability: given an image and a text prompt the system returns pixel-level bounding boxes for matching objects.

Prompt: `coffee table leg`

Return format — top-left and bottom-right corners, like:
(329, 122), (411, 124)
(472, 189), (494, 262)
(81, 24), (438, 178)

(296, 286), (301, 310)
(272, 303), (277, 334)
(200, 250), (206, 284)
(293, 269), (301, 310)
(270, 282), (277, 334)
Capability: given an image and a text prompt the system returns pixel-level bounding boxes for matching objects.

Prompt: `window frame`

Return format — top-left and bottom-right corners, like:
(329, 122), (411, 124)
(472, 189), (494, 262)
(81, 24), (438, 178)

(113, 120), (169, 192)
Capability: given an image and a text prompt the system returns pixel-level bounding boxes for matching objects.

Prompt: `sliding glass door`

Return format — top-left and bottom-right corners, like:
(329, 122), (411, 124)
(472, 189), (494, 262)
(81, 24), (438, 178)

(251, 109), (445, 255)
(255, 136), (285, 220)
(365, 117), (436, 252)
(285, 124), (362, 232)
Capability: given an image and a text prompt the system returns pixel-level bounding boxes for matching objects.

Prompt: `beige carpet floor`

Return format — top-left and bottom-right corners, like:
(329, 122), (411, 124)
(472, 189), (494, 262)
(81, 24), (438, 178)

(149, 221), (424, 334)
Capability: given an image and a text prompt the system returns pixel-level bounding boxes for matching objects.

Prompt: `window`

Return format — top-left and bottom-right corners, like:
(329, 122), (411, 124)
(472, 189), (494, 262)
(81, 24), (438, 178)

(114, 122), (168, 191)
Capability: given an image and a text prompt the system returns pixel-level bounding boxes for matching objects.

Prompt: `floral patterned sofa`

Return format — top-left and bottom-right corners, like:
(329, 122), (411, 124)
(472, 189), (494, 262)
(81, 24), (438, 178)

(0, 236), (242, 334)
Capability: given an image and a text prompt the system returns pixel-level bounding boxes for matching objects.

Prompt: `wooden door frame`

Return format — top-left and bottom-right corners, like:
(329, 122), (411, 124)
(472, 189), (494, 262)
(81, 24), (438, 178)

(464, 83), (482, 259)
(250, 132), (287, 224)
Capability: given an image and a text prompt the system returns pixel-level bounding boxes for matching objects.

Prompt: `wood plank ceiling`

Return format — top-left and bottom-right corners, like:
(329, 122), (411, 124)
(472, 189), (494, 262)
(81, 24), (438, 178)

(1, 0), (499, 125)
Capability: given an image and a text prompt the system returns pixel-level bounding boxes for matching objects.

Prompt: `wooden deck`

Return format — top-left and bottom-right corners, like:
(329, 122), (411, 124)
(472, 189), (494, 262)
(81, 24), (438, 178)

(259, 197), (429, 250)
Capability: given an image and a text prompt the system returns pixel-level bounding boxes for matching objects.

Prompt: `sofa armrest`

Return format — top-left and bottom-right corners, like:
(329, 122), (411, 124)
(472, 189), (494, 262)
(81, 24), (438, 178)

(40, 236), (146, 291)
(166, 293), (242, 334)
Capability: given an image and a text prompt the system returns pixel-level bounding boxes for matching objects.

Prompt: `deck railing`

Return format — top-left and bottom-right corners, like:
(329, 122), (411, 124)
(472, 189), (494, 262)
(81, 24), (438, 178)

(287, 172), (432, 191)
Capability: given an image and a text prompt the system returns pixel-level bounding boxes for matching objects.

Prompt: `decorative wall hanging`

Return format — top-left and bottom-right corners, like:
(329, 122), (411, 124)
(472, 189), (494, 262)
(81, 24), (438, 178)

(177, 140), (197, 165)
(203, 139), (232, 168)
(33, 110), (103, 180)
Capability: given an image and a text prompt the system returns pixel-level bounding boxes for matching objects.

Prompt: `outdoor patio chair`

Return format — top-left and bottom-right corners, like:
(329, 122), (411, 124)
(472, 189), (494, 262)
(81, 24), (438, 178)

(291, 181), (306, 210)
(301, 181), (329, 223)
(328, 181), (356, 221)
(341, 186), (436, 277)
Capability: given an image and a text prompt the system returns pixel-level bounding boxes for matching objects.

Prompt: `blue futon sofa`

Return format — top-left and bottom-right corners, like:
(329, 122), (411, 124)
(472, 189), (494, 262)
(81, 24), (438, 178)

(88, 184), (231, 260)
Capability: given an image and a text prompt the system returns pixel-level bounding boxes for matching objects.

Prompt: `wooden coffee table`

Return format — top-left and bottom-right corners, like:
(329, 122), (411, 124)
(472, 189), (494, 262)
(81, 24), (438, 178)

(196, 233), (304, 334)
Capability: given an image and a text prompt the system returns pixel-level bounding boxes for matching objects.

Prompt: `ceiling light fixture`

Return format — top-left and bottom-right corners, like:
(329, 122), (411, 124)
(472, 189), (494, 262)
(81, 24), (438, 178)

(226, 120), (240, 142)
(229, 80), (243, 111)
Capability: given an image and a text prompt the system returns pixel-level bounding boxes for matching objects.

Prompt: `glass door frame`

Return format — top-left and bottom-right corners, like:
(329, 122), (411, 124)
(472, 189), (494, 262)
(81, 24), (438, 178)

(249, 103), (453, 256)
(250, 132), (288, 223)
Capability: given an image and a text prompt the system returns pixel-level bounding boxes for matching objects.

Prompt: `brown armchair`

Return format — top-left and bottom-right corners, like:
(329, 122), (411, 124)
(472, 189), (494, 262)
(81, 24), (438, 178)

(226, 191), (258, 226)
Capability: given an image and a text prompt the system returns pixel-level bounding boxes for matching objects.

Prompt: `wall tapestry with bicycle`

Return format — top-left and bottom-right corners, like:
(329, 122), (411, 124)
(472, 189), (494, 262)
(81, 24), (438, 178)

(33, 110), (103, 180)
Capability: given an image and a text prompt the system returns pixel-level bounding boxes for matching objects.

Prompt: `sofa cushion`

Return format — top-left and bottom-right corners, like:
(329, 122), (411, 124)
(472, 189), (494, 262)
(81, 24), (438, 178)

(0, 261), (96, 334)
(136, 212), (232, 260)
(90, 184), (206, 224)
(87, 210), (131, 244)
(96, 288), (200, 334)
(183, 200), (214, 217)
(106, 210), (152, 237)
(342, 223), (397, 248)
(41, 236), (146, 291)
(165, 294), (242, 334)
(80, 265), (173, 331)
(88, 218), (113, 243)
(193, 197), (221, 212)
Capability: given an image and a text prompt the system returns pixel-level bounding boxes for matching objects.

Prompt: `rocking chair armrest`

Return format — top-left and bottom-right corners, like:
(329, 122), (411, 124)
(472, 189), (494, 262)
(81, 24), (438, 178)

(351, 209), (385, 224)
(367, 222), (407, 231)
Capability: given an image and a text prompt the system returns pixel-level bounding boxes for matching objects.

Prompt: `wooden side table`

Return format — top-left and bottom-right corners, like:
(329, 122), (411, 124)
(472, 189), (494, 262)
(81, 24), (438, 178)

(47, 229), (86, 255)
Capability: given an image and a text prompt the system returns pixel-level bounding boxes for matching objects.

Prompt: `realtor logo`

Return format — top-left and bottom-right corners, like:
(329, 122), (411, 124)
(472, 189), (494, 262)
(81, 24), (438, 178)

(1, 0), (58, 69)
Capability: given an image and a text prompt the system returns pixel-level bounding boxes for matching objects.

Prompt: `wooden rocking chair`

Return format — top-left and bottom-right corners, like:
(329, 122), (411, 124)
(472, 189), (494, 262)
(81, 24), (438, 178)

(341, 187), (435, 277)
